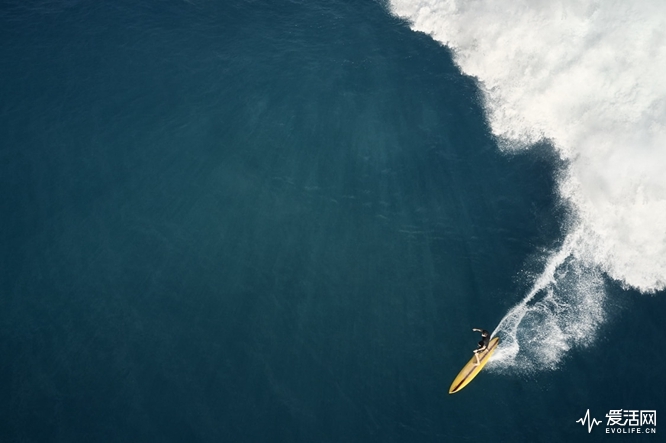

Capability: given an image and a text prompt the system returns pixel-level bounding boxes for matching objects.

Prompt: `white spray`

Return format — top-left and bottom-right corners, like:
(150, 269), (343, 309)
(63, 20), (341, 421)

(389, 0), (666, 371)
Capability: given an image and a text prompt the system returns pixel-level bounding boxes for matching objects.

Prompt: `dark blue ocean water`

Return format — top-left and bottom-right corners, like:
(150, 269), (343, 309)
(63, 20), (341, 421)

(1, 1), (664, 442)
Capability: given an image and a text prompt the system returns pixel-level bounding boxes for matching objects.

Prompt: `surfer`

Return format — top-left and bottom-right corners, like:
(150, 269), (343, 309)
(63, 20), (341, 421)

(472, 328), (490, 365)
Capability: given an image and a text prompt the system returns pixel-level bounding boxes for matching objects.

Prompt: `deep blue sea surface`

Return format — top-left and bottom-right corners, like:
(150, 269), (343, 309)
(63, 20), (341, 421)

(1, 1), (664, 442)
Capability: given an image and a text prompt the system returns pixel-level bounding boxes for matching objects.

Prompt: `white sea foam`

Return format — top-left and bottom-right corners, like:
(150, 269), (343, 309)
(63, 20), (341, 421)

(389, 0), (666, 371)
(488, 228), (606, 373)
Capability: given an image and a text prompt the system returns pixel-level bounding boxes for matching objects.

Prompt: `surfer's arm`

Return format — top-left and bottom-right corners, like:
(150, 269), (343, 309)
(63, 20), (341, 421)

(472, 328), (482, 332)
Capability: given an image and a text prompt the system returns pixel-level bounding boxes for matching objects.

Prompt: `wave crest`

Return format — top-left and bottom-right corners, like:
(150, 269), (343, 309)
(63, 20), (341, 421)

(389, 0), (666, 293)
(389, 0), (666, 371)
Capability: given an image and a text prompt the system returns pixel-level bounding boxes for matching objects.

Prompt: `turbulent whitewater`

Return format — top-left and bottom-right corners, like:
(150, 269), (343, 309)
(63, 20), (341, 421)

(389, 0), (666, 371)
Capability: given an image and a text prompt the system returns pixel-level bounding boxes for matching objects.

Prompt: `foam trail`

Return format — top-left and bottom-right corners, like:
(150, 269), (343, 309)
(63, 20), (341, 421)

(388, 0), (666, 371)
(489, 228), (606, 373)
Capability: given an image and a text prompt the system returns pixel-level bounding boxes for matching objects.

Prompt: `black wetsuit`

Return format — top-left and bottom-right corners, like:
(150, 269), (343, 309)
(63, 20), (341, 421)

(477, 330), (490, 350)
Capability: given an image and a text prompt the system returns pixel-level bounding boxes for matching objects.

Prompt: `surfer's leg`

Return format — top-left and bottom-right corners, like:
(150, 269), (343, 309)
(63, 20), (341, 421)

(473, 351), (480, 366)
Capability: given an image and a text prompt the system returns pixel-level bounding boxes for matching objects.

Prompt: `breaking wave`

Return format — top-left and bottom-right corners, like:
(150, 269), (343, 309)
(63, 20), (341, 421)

(389, 0), (666, 371)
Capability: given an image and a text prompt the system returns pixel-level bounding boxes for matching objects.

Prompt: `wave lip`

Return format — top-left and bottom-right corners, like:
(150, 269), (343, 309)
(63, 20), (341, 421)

(389, 0), (666, 371)
(389, 0), (666, 294)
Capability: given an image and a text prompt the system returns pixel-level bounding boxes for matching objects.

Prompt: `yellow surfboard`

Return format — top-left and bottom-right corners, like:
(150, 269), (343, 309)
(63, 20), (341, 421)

(449, 336), (499, 394)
